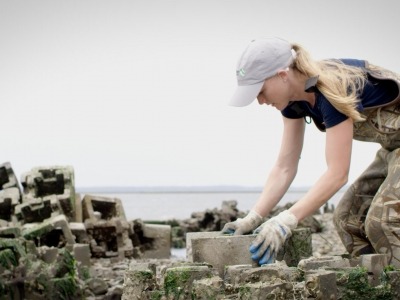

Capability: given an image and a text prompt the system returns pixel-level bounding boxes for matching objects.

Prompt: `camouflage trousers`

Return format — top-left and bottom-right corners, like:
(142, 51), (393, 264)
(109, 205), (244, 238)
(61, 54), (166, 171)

(333, 147), (400, 267)
(334, 93), (400, 266)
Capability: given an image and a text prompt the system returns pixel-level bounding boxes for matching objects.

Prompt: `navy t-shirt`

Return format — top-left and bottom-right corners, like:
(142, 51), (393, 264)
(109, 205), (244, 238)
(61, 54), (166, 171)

(281, 59), (399, 131)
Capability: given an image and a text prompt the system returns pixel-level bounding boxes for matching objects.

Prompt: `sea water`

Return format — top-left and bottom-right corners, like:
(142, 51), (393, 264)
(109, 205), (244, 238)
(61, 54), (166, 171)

(81, 189), (345, 221)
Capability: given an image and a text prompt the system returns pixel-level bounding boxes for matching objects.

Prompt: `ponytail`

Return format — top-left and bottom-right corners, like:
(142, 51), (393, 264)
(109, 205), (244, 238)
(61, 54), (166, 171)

(291, 43), (367, 122)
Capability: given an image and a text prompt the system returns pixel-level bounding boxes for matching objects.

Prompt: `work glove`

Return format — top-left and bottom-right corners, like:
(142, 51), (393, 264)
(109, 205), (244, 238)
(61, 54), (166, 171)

(249, 210), (298, 265)
(221, 210), (263, 235)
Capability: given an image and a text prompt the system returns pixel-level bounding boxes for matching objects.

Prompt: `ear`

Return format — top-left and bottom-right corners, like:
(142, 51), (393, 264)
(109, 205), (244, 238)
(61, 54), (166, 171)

(277, 69), (289, 82)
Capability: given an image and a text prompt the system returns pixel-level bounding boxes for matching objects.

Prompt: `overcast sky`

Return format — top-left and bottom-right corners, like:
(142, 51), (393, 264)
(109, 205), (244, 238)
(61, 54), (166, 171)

(1, 0), (399, 189)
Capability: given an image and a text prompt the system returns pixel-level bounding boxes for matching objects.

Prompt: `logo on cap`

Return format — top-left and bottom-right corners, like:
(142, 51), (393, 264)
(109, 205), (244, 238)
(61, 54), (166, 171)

(236, 68), (246, 77)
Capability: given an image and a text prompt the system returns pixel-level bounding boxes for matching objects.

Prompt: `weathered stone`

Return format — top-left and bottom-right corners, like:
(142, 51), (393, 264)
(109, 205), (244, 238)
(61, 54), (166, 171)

(20, 165), (76, 222)
(189, 229), (312, 276)
(192, 276), (224, 299)
(69, 222), (89, 243)
(0, 162), (20, 191)
(38, 246), (59, 263)
(298, 255), (352, 271)
(387, 271), (400, 299)
(141, 223), (171, 259)
(88, 277), (109, 296)
(0, 226), (21, 238)
(304, 269), (338, 299)
(163, 265), (214, 299)
(277, 227), (313, 267)
(225, 261), (300, 286)
(122, 262), (157, 300)
(22, 214), (75, 247)
(74, 193), (83, 223)
(236, 280), (292, 299)
(190, 233), (256, 276)
(82, 194), (126, 222)
(360, 253), (389, 286)
(73, 243), (91, 267)
(186, 231), (220, 262)
(85, 218), (133, 259)
(15, 196), (61, 223)
(0, 187), (21, 222)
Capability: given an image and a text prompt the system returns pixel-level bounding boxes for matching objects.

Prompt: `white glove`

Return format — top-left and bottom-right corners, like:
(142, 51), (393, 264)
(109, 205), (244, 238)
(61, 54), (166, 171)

(249, 210), (298, 265)
(221, 210), (263, 235)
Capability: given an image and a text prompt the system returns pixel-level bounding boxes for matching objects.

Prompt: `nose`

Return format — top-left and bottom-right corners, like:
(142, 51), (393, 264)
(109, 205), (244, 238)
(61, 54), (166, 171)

(257, 95), (267, 105)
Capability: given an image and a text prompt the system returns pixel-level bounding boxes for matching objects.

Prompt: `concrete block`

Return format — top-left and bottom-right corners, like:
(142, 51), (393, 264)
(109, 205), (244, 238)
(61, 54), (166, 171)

(237, 281), (291, 299)
(298, 255), (352, 271)
(74, 193), (83, 223)
(0, 187), (21, 221)
(192, 276), (224, 299)
(85, 218), (133, 259)
(163, 265), (214, 299)
(190, 233), (256, 276)
(73, 243), (91, 267)
(225, 262), (300, 286)
(82, 194), (126, 222)
(0, 226), (21, 238)
(15, 196), (61, 223)
(387, 271), (400, 299)
(39, 246), (59, 264)
(305, 270), (337, 299)
(186, 231), (220, 261)
(0, 162), (20, 190)
(22, 214), (75, 246)
(142, 224), (171, 259)
(69, 222), (89, 243)
(189, 229), (312, 277)
(278, 227), (312, 267)
(360, 253), (388, 286)
(20, 166), (76, 221)
(122, 263), (157, 300)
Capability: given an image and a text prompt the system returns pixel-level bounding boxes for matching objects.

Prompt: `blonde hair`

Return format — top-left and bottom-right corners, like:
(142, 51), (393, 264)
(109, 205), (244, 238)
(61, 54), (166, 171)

(291, 43), (367, 122)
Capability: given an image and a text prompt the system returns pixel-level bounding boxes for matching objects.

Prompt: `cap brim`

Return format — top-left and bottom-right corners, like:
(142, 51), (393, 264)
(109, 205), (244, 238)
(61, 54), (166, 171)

(229, 82), (264, 107)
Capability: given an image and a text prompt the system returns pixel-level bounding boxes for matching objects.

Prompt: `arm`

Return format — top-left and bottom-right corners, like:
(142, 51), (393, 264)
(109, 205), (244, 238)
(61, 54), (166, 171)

(249, 117), (353, 265)
(221, 116), (304, 235)
(253, 116), (305, 217)
(289, 117), (353, 221)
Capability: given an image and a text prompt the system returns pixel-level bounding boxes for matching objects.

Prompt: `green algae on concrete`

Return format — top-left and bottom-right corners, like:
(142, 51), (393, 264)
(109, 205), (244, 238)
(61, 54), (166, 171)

(164, 267), (192, 299)
(164, 265), (213, 299)
(337, 266), (393, 300)
(276, 228), (312, 267)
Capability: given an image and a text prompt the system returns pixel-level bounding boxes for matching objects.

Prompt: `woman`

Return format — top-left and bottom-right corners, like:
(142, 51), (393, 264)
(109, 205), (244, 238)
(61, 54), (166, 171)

(222, 37), (400, 267)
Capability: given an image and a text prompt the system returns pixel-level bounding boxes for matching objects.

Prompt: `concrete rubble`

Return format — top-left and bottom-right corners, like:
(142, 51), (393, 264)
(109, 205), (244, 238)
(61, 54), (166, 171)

(0, 162), (172, 299)
(123, 240), (399, 299)
(1, 161), (400, 299)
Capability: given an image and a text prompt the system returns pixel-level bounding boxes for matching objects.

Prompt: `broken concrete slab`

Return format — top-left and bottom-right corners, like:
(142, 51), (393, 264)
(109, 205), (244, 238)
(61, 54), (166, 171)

(141, 224), (171, 259)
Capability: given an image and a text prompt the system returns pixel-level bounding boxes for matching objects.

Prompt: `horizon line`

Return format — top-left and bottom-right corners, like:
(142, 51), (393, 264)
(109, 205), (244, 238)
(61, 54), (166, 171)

(75, 185), (349, 194)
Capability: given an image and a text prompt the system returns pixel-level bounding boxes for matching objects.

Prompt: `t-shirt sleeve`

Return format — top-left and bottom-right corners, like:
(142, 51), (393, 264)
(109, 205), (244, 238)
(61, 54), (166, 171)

(318, 96), (348, 128)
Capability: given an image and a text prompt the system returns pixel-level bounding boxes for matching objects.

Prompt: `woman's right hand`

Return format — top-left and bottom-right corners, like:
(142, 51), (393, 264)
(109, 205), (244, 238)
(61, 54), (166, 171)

(221, 210), (263, 235)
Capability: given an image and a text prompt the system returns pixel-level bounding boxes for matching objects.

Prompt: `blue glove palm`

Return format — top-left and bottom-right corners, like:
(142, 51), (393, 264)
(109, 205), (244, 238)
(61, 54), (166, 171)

(249, 210), (298, 265)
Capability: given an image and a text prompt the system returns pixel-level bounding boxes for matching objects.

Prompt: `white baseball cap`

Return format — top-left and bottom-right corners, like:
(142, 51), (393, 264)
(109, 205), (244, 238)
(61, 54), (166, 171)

(230, 37), (296, 107)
